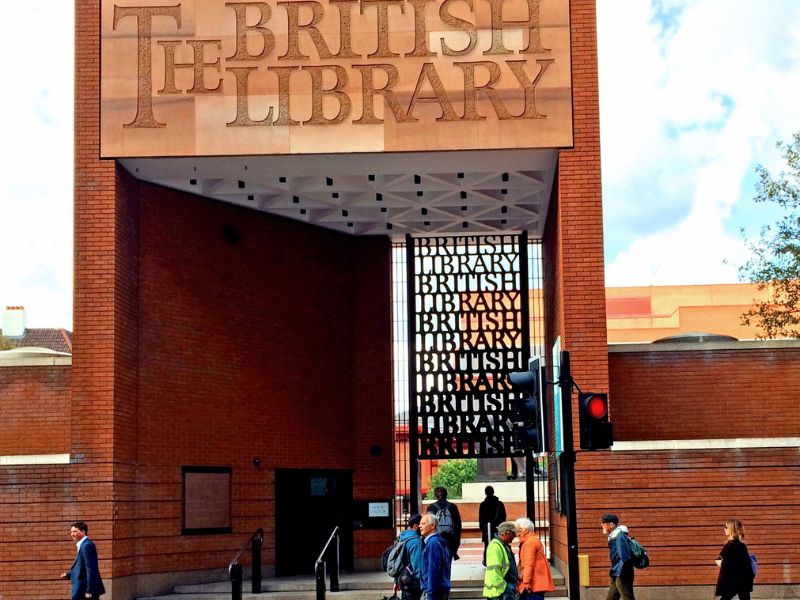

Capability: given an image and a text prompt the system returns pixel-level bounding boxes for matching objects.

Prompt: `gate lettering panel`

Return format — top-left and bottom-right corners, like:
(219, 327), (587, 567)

(407, 234), (530, 459)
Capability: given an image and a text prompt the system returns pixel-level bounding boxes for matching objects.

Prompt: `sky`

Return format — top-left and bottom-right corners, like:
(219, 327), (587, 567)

(1, 1), (799, 329)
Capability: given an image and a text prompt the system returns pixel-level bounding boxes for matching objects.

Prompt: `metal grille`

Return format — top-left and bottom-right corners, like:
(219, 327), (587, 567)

(525, 240), (550, 557)
(392, 245), (412, 525)
(407, 234), (530, 460)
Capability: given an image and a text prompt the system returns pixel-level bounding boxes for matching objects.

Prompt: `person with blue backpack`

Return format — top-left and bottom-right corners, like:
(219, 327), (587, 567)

(601, 513), (636, 600)
(391, 514), (425, 600)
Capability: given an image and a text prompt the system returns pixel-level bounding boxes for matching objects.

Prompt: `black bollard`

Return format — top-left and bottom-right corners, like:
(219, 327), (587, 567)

(315, 560), (326, 600)
(230, 561), (243, 600)
(330, 534), (340, 592)
(251, 532), (262, 594)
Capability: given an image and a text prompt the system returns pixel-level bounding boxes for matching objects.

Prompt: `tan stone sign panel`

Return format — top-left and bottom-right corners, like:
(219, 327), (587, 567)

(101, 0), (573, 157)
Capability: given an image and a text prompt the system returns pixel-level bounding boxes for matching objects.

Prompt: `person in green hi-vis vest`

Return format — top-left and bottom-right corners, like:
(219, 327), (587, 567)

(483, 521), (519, 600)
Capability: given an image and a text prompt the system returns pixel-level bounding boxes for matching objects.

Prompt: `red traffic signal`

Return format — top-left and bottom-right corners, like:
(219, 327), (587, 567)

(578, 393), (613, 450)
(585, 394), (608, 420)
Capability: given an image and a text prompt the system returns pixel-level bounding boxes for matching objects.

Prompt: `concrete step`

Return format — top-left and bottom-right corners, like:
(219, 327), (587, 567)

(142, 587), (568, 600)
(137, 564), (565, 600)
(142, 592), (568, 600)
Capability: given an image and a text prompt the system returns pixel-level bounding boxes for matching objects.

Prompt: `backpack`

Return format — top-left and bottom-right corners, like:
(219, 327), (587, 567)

(749, 553), (758, 578)
(382, 537), (409, 578)
(627, 536), (650, 569)
(436, 503), (454, 535)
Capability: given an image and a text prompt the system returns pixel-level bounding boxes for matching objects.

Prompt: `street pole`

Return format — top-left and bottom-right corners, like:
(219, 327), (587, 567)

(525, 446), (535, 520)
(559, 351), (580, 600)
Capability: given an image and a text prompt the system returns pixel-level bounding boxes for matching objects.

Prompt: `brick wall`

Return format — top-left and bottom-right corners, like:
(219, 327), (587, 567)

(609, 344), (800, 440)
(0, 360), (73, 598)
(575, 343), (800, 595)
(0, 365), (70, 455)
(121, 182), (395, 578)
(578, 447), (800, 594)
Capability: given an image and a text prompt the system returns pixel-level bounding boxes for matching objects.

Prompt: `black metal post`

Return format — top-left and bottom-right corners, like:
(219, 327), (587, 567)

(315, 560), (326, 600)
(330, 532), (340, 592)
(406, 234), (420, 515)
(251, 530), (262, 594)
(525, 446), (535, 520)
(520, 231), (535, 526)
(559, 351), (580, 600)
(229, 561), (243, 600)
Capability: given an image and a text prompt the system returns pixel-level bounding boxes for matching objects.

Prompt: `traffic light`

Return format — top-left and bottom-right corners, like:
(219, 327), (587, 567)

(508, 358), (543, 452)
(578, 392), (613, 450)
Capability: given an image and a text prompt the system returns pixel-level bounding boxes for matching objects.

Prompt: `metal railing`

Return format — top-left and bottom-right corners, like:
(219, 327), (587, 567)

(314, 526), (340, 600)
(229, 528), (264, 600)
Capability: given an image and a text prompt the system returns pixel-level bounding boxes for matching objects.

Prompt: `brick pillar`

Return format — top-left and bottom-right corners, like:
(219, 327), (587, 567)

(555, 0), (608, 395)
(542, 0), (608, 577)
(74, 0), (140, 592)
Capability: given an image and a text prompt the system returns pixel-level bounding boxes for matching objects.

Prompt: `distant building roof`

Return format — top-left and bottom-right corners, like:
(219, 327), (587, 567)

(652, 332), (739, 344)
(0, 328), (72, 354)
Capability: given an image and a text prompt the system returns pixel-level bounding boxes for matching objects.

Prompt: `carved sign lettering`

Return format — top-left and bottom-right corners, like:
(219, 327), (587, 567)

(101, 0), (572, 156)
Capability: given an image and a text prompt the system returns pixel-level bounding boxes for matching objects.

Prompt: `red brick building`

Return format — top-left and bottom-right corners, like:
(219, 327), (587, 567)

(1, 1), (798, 599)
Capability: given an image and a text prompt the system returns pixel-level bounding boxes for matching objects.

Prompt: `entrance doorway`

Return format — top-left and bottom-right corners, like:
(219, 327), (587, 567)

(275, 469), (354, 576)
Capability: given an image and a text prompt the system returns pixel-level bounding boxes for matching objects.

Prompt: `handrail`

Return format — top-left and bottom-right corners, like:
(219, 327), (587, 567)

(230, 527), (264, 566)
(229, 528), (264, 600)
(315, 526), (340, 600)
(316, 526), (340, 563)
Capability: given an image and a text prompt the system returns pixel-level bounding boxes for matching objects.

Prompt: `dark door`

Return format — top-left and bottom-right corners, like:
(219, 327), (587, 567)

(275, 469), (354, 576)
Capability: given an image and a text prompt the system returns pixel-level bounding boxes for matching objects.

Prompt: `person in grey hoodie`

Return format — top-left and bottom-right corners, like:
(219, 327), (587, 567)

(601, 513), (635, 600)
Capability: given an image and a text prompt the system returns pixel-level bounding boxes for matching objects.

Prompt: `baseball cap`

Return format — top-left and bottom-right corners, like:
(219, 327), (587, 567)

(497, 521), (517, 534)
(601, 514), (619, 525)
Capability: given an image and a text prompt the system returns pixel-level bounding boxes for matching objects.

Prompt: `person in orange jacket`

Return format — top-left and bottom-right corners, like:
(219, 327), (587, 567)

(515, 518), (555, 600)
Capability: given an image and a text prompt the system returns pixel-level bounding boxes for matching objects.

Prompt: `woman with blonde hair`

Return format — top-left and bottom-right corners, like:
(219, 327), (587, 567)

(514, 518), (555, 600)
(715, 519), (754, 600)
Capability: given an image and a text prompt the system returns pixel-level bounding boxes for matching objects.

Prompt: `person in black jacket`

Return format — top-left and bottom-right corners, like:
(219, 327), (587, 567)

(479, 486), (507, 566)
(715, 519), (754, 600)
(426, 486), (462, 561)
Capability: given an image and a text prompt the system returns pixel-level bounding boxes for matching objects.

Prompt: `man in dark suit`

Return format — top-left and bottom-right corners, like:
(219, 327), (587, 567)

(61, 521), (105, 599)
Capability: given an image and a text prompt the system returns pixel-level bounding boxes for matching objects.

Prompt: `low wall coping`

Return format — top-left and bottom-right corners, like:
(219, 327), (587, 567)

(609, 339), (800, 353)
(0, 347), (72, 367)
(0, 454), (71, 466)
(612, 437), (800, 451)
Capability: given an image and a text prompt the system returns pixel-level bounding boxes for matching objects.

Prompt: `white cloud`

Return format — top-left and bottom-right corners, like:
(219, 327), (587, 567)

(599, 0), (800, 286)
(0, 2), (74, 328)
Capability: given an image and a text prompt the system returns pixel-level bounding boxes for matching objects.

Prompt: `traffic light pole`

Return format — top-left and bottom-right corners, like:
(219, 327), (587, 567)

(524, 446), (535, 520)
(559, 351), (580, 600)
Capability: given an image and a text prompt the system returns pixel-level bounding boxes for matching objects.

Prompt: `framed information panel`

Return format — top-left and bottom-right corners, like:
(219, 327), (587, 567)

(182, 466), (233, 535)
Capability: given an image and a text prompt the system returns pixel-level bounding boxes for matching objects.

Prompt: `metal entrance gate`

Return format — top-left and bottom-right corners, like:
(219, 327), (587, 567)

(392, 234), (550, 555)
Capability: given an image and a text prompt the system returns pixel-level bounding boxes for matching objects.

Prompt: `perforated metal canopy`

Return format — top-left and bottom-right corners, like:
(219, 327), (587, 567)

(120, 149), (557, 239)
